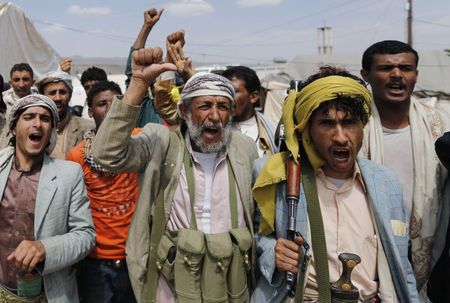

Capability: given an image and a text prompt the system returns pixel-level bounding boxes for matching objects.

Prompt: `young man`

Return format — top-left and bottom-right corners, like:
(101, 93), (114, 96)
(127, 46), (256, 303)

(92, 48), (258, 302)
(67, 81), (139, 302)
(0, 94), (95, 302)
(38, 71), (94, 159)
(359, 40), (447, 296)
(80, 66), (108, 93)
(251, 68), (418, 302)
(222, 66), (277, 157)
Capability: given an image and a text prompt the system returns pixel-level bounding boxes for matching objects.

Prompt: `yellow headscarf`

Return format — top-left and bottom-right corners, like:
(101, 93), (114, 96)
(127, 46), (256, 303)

(253, 75), (372, 235)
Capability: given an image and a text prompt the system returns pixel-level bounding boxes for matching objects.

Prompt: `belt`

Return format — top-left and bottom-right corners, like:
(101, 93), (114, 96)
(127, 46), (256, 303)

(87, 257), (128, 270)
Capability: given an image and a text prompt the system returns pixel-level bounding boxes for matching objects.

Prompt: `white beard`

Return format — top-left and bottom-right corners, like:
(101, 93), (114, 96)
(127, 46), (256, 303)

(185, 112), (232, 154)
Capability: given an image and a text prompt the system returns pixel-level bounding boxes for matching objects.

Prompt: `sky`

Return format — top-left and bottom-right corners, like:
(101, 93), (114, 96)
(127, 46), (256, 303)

(9, 0), (450, 65)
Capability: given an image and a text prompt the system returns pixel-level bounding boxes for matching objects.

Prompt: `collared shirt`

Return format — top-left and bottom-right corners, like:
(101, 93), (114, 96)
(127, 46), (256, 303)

(166, 135), (245, 233)
(304, 164), (378, 301)
(233, 116), (263, 157)
(0, 162), (40, 288)
(159, 135), (246, 303)
(233, 114), (276, 158)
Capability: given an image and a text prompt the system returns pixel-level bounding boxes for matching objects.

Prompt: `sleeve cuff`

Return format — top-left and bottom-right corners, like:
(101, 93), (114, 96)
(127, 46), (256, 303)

(256, 234), (283, 287)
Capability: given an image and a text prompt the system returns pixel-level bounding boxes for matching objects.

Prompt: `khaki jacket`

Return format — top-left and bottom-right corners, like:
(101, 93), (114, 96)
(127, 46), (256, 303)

(92, 96), (259, 302)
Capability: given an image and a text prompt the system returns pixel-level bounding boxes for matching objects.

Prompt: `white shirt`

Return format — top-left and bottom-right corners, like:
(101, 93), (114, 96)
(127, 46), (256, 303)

(233, 116), (265, 157)
(382, 126), (414, 223)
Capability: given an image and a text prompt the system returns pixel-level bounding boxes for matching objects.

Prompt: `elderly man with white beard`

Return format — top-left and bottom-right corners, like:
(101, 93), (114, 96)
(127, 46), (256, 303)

(92, 47), (258, 303)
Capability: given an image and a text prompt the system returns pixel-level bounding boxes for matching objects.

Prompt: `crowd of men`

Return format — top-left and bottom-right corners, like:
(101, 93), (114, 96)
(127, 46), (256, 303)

(0, 6), (450, 303)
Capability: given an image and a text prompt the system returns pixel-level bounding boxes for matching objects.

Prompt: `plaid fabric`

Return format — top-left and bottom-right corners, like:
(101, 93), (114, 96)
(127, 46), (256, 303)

(83, 131), (114, 176)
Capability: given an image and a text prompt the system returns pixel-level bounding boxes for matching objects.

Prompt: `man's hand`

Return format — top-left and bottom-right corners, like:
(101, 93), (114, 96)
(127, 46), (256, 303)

(144, 8), (163, 27)
(275, 236), (304, 273)
(7, 240), (46, 272)
(126, 47), (176, 106)
(166, 30), (185, 52)
(166, 30), (195, 82)
(131, 47), (176, 87)
(59, 57), (72, 74)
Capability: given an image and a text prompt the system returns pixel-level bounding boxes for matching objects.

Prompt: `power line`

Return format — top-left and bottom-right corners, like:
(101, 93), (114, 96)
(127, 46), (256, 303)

(189, 0), (367, 54)
(32, 19), (135, 43)
(415, 18), (450, 28)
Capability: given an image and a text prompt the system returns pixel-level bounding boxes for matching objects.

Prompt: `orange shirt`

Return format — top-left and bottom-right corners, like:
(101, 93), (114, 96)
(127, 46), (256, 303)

(66, 129), (141, 260)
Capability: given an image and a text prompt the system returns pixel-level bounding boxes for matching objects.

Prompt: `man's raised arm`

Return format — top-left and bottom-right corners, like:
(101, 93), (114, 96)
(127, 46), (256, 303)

(92, 48), (176, 172)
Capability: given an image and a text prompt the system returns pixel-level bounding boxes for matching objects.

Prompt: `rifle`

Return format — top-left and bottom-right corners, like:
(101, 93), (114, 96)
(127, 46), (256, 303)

(285, 151), (301, 297)
(271, 124), (310, 302)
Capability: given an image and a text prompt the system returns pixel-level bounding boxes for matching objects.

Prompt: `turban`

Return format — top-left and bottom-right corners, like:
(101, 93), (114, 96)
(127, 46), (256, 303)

(8, 94), (58, 154)
(9, 94), (58, 131)
(38, 71), (73, 93)
(282, 75), (372, 168)
(253, 75), (372, 235)
(178, 72), (235, 114)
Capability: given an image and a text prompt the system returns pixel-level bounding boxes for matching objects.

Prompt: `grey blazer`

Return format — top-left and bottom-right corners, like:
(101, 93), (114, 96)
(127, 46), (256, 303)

(0, 154), (96, 303)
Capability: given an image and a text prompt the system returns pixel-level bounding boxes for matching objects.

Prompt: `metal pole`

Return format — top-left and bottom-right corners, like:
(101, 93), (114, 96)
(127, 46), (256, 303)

(407, 0), (413, 46)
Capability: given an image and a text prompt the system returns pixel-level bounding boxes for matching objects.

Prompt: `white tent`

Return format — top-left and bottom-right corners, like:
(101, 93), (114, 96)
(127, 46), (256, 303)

(0, 2), (59, 81)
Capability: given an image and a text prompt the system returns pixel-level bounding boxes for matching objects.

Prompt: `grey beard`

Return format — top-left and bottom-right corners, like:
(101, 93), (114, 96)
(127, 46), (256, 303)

(185, 113), (232, 154)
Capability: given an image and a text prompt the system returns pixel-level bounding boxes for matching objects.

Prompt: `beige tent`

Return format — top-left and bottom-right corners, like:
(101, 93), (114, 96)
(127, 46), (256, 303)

(0, 2), (60, 81)
(261, 73), (290, 126)
(262, 50), (450, 127)
(283, 51), (450, 93)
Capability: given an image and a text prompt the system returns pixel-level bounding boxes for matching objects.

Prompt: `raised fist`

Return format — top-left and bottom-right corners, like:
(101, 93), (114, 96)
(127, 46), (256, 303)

(131, 47), (176, 87)
(144, 8), (164, 27)
(166, 30), (195, 81)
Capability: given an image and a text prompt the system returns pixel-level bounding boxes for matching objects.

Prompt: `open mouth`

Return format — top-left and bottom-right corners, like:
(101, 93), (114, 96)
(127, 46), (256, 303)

(332, 148), (350, 161)
(202, 126), (221, 142)
(203, 126), (219, 135)
(28, 133), (43, 144)
(53, 101), (63, 110)
(387, 82), (406, 94)
(201, 122), (222, 139)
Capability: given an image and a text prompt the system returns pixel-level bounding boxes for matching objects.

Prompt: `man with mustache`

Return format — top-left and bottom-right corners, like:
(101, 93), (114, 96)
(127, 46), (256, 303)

(251, 67), (418, 302)
(3, 63), (35, 118)
(92, 48), (258, 302)
(359, 40), (447, 299)
(222, 66), (278, 157)
(38, 71), (94, 159)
